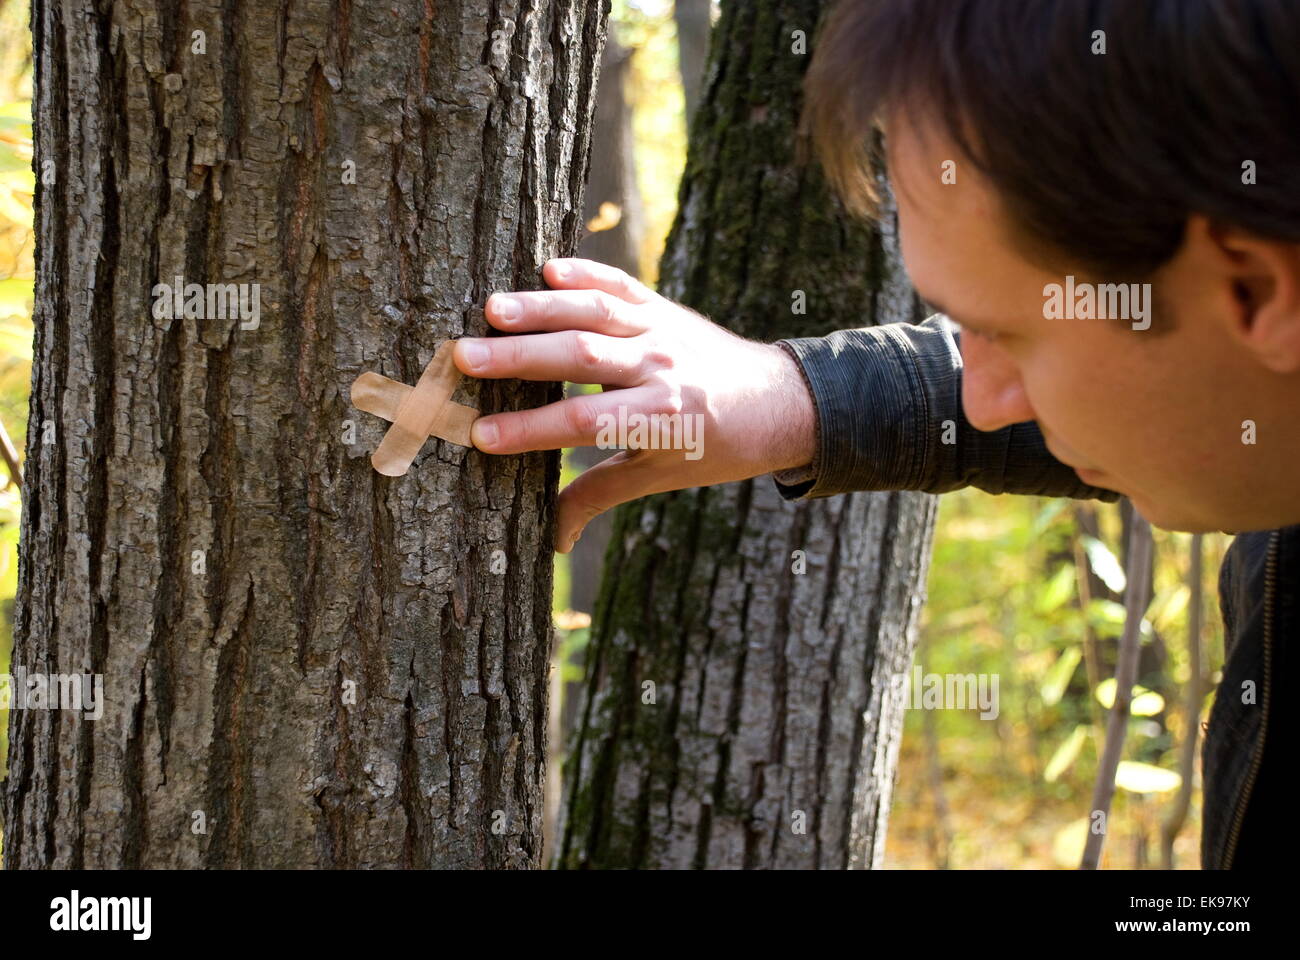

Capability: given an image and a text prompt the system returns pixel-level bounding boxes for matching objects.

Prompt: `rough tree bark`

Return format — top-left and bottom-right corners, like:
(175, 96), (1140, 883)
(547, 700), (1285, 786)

(556, 0), (938, 869)
(3, 0), (604, 869)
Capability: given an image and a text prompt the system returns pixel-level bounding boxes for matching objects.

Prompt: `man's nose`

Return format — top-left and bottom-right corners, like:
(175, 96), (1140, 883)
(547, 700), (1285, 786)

(960, 333), (1036, 431)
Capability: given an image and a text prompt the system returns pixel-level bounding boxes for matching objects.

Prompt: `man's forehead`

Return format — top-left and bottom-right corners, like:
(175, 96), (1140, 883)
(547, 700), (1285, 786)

(884, 116), (1057, 322)
(886, 116), (993, 225)
(886, 122), (980, 294)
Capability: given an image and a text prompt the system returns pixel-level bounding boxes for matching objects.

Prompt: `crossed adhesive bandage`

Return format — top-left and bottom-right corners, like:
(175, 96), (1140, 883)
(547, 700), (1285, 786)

(350, 341), (478, 476)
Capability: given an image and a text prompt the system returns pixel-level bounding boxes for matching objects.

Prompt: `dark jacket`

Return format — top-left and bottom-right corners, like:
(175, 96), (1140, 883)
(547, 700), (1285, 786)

(775, 315), (1291, 869)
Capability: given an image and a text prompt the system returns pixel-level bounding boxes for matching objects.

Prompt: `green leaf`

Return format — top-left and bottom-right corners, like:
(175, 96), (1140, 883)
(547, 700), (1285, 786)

(1035, 563), (1075, 614)
(1086, 598), (1139, 640)
(1044, 724), (1089, 782)
(1089, 600), (1155, 644)
(1052, 817), (1091, 867)
(1131, 690), (1165, 716)
(1089, 598), (1128, 625)
(1082, 535), (1127, 593)
(1032, 499), (1068, 535)
(1040, 645), (1082, 707)
(1094, 678), (1166, 716)
(1151, 584), (1191, 632)
(1115, 761), (1182, 794)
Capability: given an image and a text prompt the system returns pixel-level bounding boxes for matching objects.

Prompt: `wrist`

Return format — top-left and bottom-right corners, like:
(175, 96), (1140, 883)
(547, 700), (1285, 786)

(765, 341), (818, 473)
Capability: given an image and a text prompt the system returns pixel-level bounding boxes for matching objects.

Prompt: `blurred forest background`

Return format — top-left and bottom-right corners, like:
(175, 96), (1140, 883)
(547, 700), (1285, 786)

(0, 0), (1224, 868)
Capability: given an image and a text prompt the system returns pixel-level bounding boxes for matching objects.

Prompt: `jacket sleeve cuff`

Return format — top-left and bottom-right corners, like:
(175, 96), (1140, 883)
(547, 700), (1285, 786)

(772, 326), (924, 500)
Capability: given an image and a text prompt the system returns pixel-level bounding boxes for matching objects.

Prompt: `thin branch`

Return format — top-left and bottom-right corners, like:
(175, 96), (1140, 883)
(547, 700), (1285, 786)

(1081, 502), (1154, 870)
(1160, 532), (1203, 868)
(1071, 507), (1105, 736)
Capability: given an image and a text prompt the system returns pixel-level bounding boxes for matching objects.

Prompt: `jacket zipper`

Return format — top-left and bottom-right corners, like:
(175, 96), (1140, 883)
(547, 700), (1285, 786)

(1220, 529), (1278, 868)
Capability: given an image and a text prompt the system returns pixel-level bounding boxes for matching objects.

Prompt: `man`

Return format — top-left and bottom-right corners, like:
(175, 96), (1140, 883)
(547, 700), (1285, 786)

(452, 0), (1297, 868)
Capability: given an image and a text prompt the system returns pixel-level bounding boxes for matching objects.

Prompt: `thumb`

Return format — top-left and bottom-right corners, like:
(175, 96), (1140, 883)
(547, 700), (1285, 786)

(555, 451), (680, 553)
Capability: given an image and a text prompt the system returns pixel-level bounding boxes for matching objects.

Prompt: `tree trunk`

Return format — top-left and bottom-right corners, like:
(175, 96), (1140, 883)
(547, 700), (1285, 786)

(3, 0), (605, 869)
(673, 0), (711, 126)
(556, 0), (937, 870)
(577, 36), (644, 284)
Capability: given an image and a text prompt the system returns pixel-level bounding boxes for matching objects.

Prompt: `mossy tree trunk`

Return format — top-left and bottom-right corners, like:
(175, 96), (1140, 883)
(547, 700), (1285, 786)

(3, 0), (604, 869)
(556, 0), (937, 869)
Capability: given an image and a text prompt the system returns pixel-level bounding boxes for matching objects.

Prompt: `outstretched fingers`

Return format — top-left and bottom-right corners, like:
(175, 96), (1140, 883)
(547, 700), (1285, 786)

(554, 451), (686, 553)
(470, 387), (656, 455)
(543, 258), (657, 305)
(454, 330), (648, 385)
(483, 288), (647, 336)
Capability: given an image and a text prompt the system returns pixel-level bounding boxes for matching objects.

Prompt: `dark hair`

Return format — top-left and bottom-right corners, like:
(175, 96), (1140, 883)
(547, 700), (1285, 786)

(803, 0), (1300, 276)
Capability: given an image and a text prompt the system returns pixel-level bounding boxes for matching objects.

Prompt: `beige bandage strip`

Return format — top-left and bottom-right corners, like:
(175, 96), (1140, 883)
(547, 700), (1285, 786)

(351, 340), (478, 476)
(351, 372), (478, 445)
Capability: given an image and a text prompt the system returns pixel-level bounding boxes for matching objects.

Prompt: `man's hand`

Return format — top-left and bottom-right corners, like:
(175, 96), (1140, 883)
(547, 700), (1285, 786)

(454, 258), (817, 553)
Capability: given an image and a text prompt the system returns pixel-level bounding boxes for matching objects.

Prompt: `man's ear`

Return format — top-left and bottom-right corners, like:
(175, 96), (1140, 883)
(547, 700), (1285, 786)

(1190, 214), (1300, 373)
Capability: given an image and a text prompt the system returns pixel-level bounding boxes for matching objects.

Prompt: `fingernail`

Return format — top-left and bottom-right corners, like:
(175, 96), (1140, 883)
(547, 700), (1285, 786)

(473, 419), (499, 449)
(490, 295), (521, 321)
(550, 261), (571, 282)
(461, 340), (490, 371)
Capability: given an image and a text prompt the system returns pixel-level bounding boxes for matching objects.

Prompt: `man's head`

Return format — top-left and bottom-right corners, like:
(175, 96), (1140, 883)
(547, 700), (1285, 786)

(804, 0), (1300, 532)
